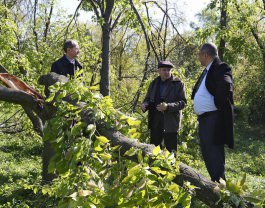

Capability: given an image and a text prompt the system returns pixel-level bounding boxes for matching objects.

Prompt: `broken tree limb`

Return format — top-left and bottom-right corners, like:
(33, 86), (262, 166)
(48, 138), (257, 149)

(95, 123), (222, 208)
(37, 73), (223, 207)
(0, 86), (55, 122)
(0, 72), (253, 207)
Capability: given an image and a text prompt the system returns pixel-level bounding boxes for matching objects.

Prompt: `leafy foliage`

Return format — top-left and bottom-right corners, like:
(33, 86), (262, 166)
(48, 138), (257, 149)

(38, 78), (194, 207)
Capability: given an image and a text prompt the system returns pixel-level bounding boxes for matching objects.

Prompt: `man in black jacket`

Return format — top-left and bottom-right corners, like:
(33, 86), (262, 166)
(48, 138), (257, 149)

(191, 43), (234, 182)
(51, 40), (82, 78)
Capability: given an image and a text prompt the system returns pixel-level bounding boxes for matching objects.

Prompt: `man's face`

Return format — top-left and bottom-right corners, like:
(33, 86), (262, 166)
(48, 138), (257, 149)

(158, 67), (172, 81)
(67, 45), (80, 59)
(198, 50), (207, 66)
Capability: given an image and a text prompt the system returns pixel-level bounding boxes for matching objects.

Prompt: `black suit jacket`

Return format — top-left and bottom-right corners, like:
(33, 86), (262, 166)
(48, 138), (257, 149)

(192, 57), (234, 149)
(51, 55), (82, 77)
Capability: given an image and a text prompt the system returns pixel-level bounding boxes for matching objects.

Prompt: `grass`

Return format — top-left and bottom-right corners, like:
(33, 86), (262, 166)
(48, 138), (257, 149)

(0, 118), (264, 207)
(0, 132), (42, 207)
(226, 121), (265, 190)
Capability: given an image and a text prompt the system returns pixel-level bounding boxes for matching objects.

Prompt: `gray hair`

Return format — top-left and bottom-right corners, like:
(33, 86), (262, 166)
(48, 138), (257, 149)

(63, 40), (78, 52)
(200, 43), (218, 57)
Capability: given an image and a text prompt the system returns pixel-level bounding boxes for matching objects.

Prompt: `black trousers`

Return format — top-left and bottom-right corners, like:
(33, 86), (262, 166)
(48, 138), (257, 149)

(198, 111), (225, 182)
(150, 127), (178, 152)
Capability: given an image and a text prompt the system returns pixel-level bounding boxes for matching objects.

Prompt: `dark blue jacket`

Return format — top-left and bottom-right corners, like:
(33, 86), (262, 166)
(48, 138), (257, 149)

(51, 55), (82, 77)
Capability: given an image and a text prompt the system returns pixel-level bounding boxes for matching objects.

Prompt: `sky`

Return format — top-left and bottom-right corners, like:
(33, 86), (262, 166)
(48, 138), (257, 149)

(59, 0), (211, 30)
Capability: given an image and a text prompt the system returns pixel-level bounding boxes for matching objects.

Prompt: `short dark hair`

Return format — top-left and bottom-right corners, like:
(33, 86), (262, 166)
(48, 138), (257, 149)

(63, 40), (78, 53)
(200, 43), (218, 57)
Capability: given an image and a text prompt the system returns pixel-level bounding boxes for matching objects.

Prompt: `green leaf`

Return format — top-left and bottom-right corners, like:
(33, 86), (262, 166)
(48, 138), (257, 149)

(96, 135), (110, 144)
(164, 172), (176, 181)
(151, 167), (167, 175)
(48, 160), (56, 173)
(88, 86), (99, 91)
(127, 117), (141, 126)
(152, 146), (161, 156)
(128, 128), (137, 134)
(99, 153), (112, 160)
(168, 184), (180, 193)
(148, 196), (158, 202)
(94, 146), (103, 152)
(128, 164), (142, 176)
(124, 147), (137, 156)
(71, 122), (86, 136)
(239, 173), (246, 186)
(130, 132), (141, 139)
(120, 114), (128, 120)
(137, 150), (143, 163)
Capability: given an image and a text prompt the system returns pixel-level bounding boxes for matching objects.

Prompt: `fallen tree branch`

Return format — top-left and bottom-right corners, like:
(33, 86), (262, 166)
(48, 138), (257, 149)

(0, 86), (55, 122)
(0, 72), (253, 207)
(95, 123), (222, 207)
(38, 73), (223, 207)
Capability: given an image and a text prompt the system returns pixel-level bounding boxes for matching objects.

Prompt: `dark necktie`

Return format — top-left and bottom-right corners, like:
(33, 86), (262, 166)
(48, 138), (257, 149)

(191, 68), (208, 98)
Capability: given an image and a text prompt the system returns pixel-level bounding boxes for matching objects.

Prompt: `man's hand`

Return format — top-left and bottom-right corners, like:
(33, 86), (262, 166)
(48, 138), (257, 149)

(141, 102), (149, 112)
(156, 102), (168, 112)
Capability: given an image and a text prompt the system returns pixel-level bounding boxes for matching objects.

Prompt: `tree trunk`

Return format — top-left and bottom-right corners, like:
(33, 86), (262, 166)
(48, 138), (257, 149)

(219, 0), (227, 60)
(100, 23), (110, 96)
(33, 0), (39, 51)
(42, 140), (56, 183)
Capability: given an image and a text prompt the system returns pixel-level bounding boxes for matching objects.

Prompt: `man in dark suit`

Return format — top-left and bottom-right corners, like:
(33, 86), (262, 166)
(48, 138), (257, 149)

(191, 43), (234, 182)
(51, 39), (82, 78)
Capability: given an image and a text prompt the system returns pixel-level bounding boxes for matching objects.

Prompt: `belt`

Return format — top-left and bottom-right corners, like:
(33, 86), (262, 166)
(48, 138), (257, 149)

(198, 110), (218, 119)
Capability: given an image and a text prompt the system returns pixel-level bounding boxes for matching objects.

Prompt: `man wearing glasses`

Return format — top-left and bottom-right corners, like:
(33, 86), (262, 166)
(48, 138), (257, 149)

(142, 61), (187, 153)
(51, 39), (82, 78)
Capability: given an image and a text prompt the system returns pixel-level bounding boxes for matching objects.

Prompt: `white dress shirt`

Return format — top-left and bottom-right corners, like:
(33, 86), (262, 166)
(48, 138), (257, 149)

(193, 62), (217, 115)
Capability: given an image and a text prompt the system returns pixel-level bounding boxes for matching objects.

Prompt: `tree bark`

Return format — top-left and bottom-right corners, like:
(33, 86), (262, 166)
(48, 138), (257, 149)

(100, 23), (111, 96)
(33, 0), (39, 51)
(42, 140), (56, 184)
(43, 2), (54, 42)
(0, 63), (8, 73)
(219, 0), (227, 60)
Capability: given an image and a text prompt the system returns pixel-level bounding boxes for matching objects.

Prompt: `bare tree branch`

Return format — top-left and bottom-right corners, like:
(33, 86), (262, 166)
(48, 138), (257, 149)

(44, 1), (54, 42)
(110, 11), (123, 31)
(88, 0), (101, 20)
(33, 0), (39, 51)
(65, 0), (83, 39)
(143, 0), (186, 42)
